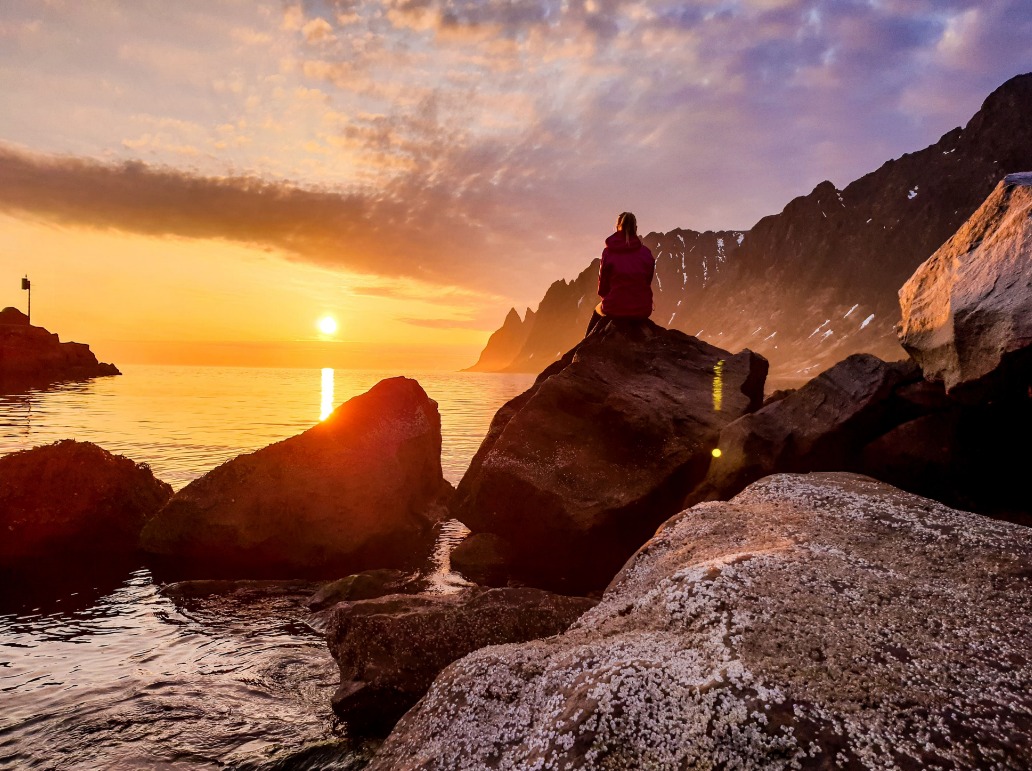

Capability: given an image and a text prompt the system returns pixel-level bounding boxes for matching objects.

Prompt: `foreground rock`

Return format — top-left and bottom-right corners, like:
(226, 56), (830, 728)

(899, 172), (1032, 398)
(454, 319), (766, 592)
(141, 377), (451, 578)
(0, 307), (120, 390)
(691, 354), (917, 504)
(370, 473), (1032, 770)
(0, 440), (171, 564)
(327, 586), (596, 732)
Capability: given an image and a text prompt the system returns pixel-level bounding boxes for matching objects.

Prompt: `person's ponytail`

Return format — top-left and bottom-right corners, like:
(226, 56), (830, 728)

(617, 211), (638, 244)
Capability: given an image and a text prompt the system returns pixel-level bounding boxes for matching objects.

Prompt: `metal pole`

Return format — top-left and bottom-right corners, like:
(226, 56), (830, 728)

(21, 276), (30, 323)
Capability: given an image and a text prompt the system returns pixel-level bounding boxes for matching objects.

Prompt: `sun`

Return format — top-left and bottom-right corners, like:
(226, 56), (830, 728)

(317, 316), (338, 335)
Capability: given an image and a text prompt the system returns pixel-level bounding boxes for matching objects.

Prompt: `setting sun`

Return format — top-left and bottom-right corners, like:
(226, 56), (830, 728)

(317, 316), (338, 335)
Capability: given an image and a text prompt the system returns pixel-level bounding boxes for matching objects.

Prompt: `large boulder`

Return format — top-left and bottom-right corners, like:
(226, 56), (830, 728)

(691, 353), (917, 504)
(141, 377), (451, 578)
(453, 319), (767, 592)
(0, 440), (172, 564)
(0, 307), (120, 390)
(370, 473), (1032, 770)
(326, 586), (596, 732)
(898, 172), (1032, 398)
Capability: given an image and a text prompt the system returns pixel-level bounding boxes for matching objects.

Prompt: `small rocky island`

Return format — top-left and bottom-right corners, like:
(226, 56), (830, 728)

(0, 307), (120, 391)
(3, 173), (1032, 768)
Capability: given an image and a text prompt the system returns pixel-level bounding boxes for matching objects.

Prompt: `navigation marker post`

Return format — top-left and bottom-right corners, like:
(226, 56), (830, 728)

(21, 276), (30, 323)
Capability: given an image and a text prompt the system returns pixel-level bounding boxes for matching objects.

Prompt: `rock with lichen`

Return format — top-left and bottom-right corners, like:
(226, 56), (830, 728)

(454, 318), (767, 593)
(369, 472), (1032, 770)
(898, 172), (1032, 399)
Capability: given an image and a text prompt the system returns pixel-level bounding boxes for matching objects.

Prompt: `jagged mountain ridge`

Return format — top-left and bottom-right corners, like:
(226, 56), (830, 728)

(468, 73), (1032, 385)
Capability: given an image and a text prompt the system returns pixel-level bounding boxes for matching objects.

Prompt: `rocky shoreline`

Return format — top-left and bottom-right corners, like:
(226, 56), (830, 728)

(0, 306), (120, 391)
(3, 173), (1032, 768)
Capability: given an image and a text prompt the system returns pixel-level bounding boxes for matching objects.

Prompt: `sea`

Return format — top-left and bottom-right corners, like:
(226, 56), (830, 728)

(0, 365), (536, 771)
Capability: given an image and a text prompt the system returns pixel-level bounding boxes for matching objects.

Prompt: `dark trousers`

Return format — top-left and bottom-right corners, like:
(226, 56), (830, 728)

(585, 311), (605, 336)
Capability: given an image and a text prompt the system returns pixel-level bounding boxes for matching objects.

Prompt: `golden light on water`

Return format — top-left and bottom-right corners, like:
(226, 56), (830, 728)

(320, 367), (335, 421)
(713, 359), (724, 412)
(712, 448), (722, 458)
(317, 316), (338, 335)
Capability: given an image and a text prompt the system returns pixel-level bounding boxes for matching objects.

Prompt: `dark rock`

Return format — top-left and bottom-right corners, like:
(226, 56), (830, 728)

(860, 404), (1032, 527)
(0, 307), (120, 390)
(449, 533), (514, 587)
(160, 578), (322, 601)
(306, 569), (416, 611)
(369, 473), (1032, 770)
(327, 586), (596, 733)
(141, 377), (451, 579)
(898, 173), (1032, 400)
(891, 378), (951, 412)
(0, 440), (171, 565)
(468, 74), (1032, 384)
(690, 354), (916, 505)
(454, 319), (767, 593)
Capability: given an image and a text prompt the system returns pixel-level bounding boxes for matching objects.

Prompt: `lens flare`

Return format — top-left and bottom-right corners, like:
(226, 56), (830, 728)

(713, 359), (724, 412)
(712, 448), (722, 458)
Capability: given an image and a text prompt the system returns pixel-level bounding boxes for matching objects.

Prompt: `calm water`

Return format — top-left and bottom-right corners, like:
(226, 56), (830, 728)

(0, 366), (534, 770)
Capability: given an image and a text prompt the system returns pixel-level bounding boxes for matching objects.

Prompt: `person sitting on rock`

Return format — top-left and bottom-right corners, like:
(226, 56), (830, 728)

(585, 211), (656, 336)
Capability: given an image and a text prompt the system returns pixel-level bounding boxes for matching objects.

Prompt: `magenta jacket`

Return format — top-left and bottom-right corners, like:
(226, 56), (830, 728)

(598, 232), (655, 317)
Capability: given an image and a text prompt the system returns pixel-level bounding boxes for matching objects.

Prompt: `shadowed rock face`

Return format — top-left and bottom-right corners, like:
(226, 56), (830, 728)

(691, 353), (918, 505)
(369, 473), (1032, 771)
(454, 319), (767, 593)
(0, 440), (172, 565)
(141, 377), (451, 579)
(898, 173), (1032, 399)
(0, 307), (120, 390)
(326, 586), (596, 734)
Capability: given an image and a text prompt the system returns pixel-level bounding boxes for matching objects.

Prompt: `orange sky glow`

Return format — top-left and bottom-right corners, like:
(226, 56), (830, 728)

(1, 1), (1028, 369)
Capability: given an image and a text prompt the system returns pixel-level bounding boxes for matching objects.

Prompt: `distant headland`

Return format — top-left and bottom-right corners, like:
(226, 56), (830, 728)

(0, 307), (120, 391)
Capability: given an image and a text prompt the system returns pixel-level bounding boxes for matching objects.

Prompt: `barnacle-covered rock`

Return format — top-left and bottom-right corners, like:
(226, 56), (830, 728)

(370, 473), (1032, 770)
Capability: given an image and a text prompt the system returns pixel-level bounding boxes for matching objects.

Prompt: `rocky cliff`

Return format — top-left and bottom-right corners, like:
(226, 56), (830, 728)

(0, 307), (120, 389)
(469, 73), (1032, 385)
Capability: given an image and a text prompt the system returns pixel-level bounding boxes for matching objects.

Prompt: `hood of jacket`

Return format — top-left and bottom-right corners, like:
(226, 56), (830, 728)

(604, 231), (643, 253)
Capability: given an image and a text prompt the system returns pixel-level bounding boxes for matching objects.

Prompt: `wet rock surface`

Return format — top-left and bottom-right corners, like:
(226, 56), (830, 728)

(369, 473), (1032, 770)
(326, 586), (596, 733)
(454, 318), (766, 593)
(0, 307), (120, 390)
(0, 439), (172, 565)
(306, 569), (418, 611)
(141, 377), (452, 579)
(899, 172), (1032, 399)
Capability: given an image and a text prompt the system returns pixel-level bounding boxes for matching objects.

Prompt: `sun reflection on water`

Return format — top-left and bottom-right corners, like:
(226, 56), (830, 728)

(320, 368), (334, 420)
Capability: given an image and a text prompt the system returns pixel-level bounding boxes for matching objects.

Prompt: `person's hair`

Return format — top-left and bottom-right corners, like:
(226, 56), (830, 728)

(617, 211), (638, 243)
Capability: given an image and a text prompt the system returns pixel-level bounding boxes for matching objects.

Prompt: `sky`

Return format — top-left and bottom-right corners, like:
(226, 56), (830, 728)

(0, 0), (1029, 369)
